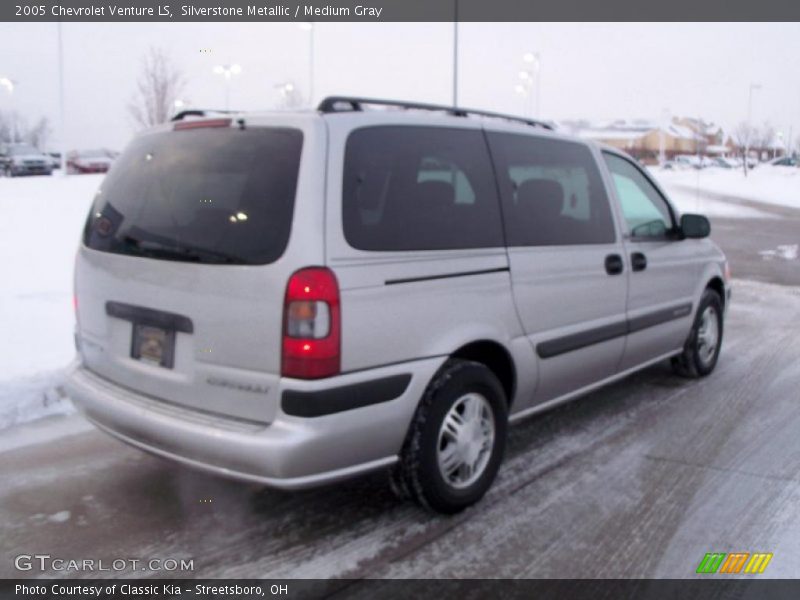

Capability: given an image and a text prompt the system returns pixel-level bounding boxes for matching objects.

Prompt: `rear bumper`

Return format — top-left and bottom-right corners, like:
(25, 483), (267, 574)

(65, 357), (444, 490)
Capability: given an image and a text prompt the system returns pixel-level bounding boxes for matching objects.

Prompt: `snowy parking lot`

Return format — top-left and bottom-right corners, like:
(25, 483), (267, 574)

(1, 168), (799, 579)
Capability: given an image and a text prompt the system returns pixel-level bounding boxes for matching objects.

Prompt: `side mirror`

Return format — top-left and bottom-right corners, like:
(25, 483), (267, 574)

(680, 213), (711, 239)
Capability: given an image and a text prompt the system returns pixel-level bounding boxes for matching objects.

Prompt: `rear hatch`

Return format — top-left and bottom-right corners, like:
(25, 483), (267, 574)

(75, 117), (310, 424)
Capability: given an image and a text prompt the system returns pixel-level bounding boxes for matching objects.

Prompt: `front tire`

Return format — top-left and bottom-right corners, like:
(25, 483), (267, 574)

(672, 288), (723, 378)
(391, 359), (508, 514)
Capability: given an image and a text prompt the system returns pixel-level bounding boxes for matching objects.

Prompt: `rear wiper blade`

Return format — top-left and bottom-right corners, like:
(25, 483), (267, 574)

(122, 236), (241, 264)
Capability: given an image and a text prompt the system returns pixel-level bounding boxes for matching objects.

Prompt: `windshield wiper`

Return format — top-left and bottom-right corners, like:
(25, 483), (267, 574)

(122, 235), (242, 264)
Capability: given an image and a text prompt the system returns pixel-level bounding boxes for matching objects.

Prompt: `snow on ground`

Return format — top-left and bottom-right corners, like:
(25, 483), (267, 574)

(659, 185), (774, 219)
(0, 173), (102, 428)
(759, 244), (799, 262)
(652, 165), (800, 210)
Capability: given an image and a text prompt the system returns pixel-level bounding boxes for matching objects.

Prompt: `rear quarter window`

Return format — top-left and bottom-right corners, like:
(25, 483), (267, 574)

(342, 126), (504, 251)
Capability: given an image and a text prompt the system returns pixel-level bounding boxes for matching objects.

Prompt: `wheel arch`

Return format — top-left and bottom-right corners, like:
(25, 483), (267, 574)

(706, 276), (726, 311)
(449, 340), (517, 407)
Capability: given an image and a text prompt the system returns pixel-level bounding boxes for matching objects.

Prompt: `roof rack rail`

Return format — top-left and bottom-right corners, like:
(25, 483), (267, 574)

(316, 96), (554, 130)
(171, 109), (238, 122)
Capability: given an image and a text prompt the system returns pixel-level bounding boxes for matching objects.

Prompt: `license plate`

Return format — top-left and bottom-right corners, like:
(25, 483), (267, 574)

(131, 324), (176, 368)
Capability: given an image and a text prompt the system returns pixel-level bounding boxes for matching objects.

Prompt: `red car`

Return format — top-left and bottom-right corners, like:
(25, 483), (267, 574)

(67, 149), (116, 174)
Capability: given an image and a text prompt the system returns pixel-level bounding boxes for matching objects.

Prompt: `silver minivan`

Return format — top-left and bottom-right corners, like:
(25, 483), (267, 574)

(66, 97), (730, 513)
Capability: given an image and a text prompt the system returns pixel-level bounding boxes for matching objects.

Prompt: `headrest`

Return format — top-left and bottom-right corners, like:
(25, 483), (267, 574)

(516, 178), (564, 209)
(415, 180), (455, 207)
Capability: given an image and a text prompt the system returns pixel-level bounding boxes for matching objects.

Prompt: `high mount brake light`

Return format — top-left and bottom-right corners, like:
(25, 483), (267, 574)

(173, 118), (232, 130)
(281, 267), (341, 379)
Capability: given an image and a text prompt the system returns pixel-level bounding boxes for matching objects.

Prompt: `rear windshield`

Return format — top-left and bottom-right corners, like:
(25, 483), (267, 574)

(83, 126), (303, 265)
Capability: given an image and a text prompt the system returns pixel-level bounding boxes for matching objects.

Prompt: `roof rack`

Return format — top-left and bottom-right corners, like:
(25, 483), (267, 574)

(171, 109), (238, 122)
(317, 96), (554, 131)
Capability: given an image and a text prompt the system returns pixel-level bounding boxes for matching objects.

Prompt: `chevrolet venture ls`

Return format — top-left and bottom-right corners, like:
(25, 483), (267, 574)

(66, 97), (730, 513)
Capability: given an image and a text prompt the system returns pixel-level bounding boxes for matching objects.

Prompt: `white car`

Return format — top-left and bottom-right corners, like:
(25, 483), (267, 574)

(0, 143), (53, 177)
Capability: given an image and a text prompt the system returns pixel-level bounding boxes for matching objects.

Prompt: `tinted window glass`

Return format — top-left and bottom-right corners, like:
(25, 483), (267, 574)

(343, 126), (503, 251)
(487, 133), (616, 246)
(603, 152), (674, 238)
(83, 127), (303, 265)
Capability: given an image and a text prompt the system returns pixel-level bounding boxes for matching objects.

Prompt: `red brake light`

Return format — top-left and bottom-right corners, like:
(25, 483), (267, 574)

(173, 118), (231, 130)
(281, 267), (341, 379)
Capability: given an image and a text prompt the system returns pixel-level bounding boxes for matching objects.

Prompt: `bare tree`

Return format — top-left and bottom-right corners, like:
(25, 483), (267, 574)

(731, 121), (757, 176)
(0, 112), (9, 143)
(26, 117), (52, 150)
(127, 47), (185, 130)
(0, 110), (27, 144)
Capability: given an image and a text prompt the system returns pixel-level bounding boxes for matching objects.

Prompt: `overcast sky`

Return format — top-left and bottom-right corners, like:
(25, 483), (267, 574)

(1, 22), (799, 151)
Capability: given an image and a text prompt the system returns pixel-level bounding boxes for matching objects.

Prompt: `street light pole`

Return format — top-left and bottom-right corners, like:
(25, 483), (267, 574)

(518, 52), (540, 118)
(452, 2), (458, 107)
(534, 54), (541, 118)
(745, 83), (761, 174)
(298, 23), (314, 107)
(659, 108), (670, 166)
(57, 21), (66, 175)
(213, 63), (242, 111)
(309, 26), (314, 107)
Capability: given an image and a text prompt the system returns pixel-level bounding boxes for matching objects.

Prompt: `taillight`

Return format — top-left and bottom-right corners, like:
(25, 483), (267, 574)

(281, 267), (341, 379)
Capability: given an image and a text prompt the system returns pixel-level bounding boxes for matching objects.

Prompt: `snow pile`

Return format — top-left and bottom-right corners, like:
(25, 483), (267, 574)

(652, 166), (800, 210)
(0, 174), (102, 428)
(759, 244), (799, 262)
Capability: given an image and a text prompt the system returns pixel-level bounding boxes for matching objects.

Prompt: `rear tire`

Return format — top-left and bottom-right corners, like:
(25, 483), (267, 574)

(671, 288), (723, 378)
(390, 359), (508, 514)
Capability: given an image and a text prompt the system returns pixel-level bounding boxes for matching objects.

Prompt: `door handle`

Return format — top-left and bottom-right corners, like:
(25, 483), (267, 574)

(604, 254), (624, 275)
(631, 252), (647, 272)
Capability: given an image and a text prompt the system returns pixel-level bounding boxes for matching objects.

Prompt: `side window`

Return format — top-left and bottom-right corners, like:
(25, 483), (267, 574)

(486, 132), (616, 246)
(342, 126), (503, 251)
(602, 152), (675, 239)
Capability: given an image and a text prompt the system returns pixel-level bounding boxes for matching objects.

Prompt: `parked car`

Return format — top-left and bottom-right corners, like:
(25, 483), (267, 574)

(46, 152), (62, 170)
(709, 156), (736, 169)
(67, 149), (116, 174)
(673, 154), (704, 169)
(662, 159), (691, 170)
(0, 143), (53, 176)
(66, 97), (730, 514)
(764, 156), (798, 168)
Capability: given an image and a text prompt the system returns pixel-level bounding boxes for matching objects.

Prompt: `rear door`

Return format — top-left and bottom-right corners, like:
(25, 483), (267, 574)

(75, 116), (323, 424)
(600, 151), (699, 370)
(486, 131), (628, 404)
(322, 117), (520, 379)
